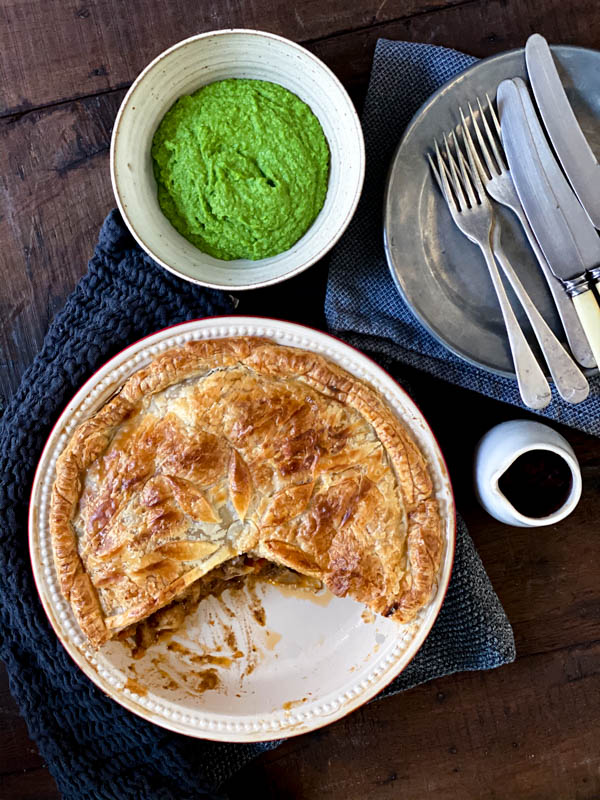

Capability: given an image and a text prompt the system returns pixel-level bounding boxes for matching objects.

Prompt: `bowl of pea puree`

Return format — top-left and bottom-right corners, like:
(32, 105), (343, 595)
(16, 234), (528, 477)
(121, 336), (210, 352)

(110, 29), (365, 290)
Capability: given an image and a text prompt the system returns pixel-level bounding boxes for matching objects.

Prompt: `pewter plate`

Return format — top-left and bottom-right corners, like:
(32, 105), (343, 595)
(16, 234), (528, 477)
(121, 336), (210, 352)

(29, 318), (455, 742)
(384, 46), (600, 377)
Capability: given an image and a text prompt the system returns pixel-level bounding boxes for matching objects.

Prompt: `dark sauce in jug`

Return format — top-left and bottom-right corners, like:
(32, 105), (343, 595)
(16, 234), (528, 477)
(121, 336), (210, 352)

(497, 449), (573, 518)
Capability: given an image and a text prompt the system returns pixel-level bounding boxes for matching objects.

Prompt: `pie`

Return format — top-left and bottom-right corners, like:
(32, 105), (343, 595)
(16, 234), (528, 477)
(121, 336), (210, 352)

(50, 338), (443, 648)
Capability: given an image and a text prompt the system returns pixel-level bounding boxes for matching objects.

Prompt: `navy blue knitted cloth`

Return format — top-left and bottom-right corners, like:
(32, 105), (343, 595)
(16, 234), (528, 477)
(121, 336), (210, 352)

(0, 45), (517, 800)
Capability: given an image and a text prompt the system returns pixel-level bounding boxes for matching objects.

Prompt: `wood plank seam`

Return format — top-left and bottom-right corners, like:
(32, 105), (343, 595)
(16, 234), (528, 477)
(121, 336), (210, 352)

(299, 0), (479, 45)
(0, 0), (479, 121)
(0, 82), (133, 124)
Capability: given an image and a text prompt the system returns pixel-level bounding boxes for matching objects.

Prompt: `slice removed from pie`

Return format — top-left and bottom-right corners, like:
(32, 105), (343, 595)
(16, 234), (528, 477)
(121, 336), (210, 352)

(50, 338), (444, 648)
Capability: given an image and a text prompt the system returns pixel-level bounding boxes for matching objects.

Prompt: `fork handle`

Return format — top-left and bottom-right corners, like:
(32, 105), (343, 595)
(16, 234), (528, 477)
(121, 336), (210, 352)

(512, 207), (596, 369)
(479, 242), (551, 409)
(492, 230), (589, 404)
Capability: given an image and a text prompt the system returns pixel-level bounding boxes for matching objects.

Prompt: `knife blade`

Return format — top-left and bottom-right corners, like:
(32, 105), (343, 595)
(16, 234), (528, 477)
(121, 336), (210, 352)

(512, 78), (596, 368)
(512, 77), (600, 278)
(497, 77), (600, 370)
(526, 33), (600, 230)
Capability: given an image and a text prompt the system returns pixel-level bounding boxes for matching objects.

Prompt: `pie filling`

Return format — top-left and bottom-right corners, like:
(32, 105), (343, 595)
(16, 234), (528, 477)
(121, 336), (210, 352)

(50, 339), (443, 648)
(119, 555), (322, 656)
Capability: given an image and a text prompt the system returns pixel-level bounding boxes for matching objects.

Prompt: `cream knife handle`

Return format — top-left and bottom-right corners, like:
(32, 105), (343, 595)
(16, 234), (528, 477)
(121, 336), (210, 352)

(572, 290), (600, 370)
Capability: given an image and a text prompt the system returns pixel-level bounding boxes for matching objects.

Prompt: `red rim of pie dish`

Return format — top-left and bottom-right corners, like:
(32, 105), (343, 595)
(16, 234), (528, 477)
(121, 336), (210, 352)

(28, 315), (457, 740)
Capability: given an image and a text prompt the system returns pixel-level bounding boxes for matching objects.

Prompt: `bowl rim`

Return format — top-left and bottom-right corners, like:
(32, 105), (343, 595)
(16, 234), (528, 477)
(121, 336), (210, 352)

(110, 28), (366, 291)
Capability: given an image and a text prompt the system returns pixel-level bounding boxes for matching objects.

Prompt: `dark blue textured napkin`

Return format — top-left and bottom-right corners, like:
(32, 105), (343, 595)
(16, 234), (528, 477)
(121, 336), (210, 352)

(0, 42), (516, 800)
(325, 39), (600, 436)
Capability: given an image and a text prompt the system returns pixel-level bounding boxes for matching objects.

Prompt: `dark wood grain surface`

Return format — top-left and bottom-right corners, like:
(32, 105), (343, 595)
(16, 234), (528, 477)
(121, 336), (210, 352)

(1, 1), (599, 797)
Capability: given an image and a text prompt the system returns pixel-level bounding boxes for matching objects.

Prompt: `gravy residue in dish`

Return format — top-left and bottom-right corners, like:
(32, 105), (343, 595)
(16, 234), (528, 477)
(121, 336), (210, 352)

(150, 656), (181, 692)
(246, 580), (267, 626)
(265, 630), (282, 651)
(223, 624), (237, 652)
(123, 677), (148, 697)
(272, 583), (333, 607)
(187, 668), (220, 694)
(116, 566), (325, 699)
(149, 653), (222, 696)
(282, 697), (307, 712)
(167, 640), (233, 668)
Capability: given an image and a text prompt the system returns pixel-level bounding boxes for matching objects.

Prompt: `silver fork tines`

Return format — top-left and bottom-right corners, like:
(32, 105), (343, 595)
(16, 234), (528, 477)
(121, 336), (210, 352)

(431, 131), (482, 215)
(463, 97), (506, 181)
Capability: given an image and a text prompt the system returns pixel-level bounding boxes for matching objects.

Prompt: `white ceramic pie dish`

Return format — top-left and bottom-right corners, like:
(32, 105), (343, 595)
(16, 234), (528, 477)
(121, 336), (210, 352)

(110, 30), (365, 290)
(29, 318), (455, 742)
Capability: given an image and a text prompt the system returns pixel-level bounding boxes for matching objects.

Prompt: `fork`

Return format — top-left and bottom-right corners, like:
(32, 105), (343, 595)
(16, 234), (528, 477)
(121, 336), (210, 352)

(462, 96), (595, 371)
(429, 134), (551, 410)
(460, 104), (589, 404)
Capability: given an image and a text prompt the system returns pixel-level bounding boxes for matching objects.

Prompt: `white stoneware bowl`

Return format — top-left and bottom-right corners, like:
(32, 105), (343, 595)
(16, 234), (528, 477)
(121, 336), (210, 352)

(30, 318), (455, 742)
(110, 30), (365, 290)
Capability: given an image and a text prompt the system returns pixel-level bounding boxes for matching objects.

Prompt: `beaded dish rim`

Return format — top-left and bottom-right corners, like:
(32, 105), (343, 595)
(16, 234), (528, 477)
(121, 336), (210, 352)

(29, 317), (456, 742)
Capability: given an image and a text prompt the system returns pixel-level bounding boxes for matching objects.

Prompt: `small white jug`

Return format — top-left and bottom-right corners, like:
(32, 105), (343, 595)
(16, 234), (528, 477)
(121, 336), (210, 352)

(474, 420), (582, 527)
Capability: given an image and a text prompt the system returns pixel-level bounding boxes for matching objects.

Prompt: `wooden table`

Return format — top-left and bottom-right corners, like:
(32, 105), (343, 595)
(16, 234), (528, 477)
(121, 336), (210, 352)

(1, 1), (599, 797)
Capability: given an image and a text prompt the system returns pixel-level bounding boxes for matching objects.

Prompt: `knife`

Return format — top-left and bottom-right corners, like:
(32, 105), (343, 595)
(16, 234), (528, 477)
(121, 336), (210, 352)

(514, 74), (600, 344)
(497, 77), (600, 371)
(526, 34), (600, 231)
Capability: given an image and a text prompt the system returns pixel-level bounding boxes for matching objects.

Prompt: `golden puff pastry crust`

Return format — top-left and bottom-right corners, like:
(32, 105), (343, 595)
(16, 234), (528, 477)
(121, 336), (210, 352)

(50, 338), (444, 647)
